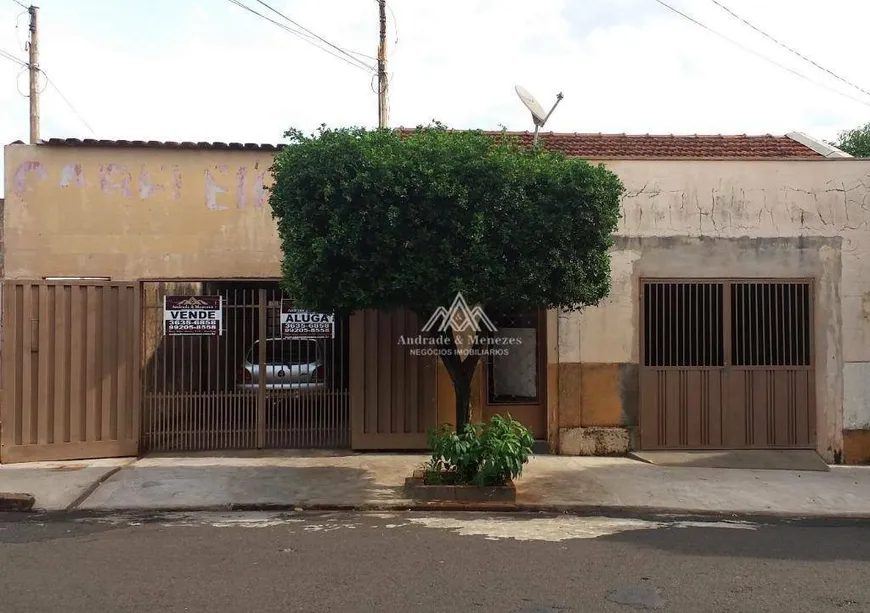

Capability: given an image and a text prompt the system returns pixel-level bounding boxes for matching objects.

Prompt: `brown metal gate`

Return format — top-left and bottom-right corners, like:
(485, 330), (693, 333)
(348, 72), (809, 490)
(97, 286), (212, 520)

(142, 281), (349, 451)
(1, 281), (140, 462)
(639, 279), (815, 450)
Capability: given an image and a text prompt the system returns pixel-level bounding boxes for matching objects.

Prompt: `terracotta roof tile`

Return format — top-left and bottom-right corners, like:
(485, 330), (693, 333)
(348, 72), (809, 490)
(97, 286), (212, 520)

(19, 131), (823, 159)
(406, 131), (823, 158)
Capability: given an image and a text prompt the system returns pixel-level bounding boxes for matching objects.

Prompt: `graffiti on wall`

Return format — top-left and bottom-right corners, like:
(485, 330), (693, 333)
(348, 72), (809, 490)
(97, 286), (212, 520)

(13, 160), (270, 210)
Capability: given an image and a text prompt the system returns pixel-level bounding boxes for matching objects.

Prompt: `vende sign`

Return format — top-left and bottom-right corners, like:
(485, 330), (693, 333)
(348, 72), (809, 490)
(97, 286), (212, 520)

(164, 296), (223, 336)
(280, 300), (334, 338)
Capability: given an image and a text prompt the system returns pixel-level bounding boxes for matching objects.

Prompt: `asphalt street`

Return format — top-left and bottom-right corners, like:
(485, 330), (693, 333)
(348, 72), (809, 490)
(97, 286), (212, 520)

(0, 510), (868, 613)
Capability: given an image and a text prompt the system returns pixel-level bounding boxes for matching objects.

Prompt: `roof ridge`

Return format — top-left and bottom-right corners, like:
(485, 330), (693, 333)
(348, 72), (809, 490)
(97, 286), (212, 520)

(14, 132), (826, 159)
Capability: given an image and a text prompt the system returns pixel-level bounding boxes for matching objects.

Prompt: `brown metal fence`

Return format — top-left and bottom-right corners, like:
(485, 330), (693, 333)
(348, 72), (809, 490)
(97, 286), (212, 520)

(1, 281), (140, 462)
(639, 279), (815, 450)
(142, 281), (349, 452)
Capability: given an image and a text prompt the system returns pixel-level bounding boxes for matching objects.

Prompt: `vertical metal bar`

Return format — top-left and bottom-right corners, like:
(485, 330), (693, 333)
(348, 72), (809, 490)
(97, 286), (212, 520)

(228, 287), (235, 450)
(711, 282), (717, 366)
(723, 281), (732, 368)
(257, 289), (267, 448)
(675, 283), (682, 367)
(686, 283), (701, 366)
(808, 282), (814, 365)
(749, 283), (757, 367)
(238, 288), (245, 449)
(733, 283), (749, 366)
(666, 284), (673, 366)
(657, 283), (664, 366)
(775, 283), (781, 365)
(786, 284), (794, 365)
(699, 283), (706, 366)
(148, 284), (156, 451)
(745, 282), (751, 366)
(797, 285), (807, 365)
(762, 283), (770, 366)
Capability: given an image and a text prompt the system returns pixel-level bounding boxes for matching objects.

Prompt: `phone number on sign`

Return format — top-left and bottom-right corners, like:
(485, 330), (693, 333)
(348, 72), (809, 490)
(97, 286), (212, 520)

(283, 323), (331, 332)
(168, 323), (217, 331)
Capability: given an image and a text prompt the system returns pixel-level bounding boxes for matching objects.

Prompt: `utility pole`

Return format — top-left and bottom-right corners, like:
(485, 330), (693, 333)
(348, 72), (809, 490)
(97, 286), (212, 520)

(377, 0), (388, 128)
(28, 5), (40, 144)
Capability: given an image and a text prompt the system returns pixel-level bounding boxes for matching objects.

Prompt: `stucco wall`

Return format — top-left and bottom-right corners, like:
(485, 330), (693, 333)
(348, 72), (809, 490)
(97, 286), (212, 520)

(4, 144), (282, 280)
(556, 158), (870, 462)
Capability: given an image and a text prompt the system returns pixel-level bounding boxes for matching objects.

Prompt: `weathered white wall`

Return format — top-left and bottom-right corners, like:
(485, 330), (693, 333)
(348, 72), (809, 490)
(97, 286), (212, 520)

(558, 158), (870, 461)
(3, 144), (281, 280)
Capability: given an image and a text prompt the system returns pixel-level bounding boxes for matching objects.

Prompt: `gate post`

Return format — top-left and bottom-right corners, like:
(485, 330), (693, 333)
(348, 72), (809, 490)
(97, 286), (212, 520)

(256, 289), (268, 448)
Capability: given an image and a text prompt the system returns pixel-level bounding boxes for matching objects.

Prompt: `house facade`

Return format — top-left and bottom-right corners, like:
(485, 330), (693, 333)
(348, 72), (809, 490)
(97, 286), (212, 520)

(3, 133), (868, 464)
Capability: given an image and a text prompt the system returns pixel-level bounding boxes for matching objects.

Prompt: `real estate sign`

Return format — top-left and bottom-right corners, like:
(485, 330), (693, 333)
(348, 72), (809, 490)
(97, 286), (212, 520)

(280, 300), (334, 338)
(164, 296), (223, 336)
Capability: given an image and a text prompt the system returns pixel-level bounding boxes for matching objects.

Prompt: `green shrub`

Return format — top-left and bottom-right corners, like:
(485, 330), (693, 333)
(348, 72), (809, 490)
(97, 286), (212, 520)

(425, 415), (534, 486)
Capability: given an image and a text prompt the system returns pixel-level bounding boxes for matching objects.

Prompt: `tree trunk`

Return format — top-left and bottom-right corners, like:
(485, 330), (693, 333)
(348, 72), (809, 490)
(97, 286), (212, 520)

(437, 327), (488, 431)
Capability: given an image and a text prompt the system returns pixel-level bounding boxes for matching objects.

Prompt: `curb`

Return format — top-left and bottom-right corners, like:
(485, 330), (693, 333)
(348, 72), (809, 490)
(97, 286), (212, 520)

(41, 502), (870, 525)
(0, 493), (36, 512)
(65, 465), (127, 511)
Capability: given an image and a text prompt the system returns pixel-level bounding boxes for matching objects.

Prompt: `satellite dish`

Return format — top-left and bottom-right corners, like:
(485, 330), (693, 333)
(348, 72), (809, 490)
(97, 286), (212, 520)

(514, 85), (564, 147)
(515, 85), (547, 126)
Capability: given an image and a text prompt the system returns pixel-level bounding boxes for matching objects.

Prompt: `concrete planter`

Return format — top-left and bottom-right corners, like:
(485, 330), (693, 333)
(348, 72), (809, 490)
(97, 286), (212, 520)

(404, 470), (516, 503)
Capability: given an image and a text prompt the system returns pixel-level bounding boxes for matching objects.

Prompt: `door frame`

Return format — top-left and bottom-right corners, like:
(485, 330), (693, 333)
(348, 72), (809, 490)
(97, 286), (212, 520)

(480, 307), (548, 438)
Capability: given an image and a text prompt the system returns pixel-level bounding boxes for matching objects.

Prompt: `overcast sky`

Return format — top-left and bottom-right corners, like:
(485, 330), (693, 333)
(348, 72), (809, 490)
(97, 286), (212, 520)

(1, 0), (868, 159)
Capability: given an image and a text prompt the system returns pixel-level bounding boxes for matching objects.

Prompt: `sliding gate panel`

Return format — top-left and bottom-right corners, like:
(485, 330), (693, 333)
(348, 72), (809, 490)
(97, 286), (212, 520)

(142, 282), (349, 452)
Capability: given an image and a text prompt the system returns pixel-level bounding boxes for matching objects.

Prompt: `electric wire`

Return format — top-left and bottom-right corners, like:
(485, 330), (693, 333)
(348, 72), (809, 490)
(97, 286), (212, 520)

(709, 0), (870, 99)
(649, 0), (870, 108)
(225, 0), (375, 72)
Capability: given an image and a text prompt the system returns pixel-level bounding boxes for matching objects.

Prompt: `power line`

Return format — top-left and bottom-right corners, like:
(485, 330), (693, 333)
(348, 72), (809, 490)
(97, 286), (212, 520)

(225, 0), (375, 72)
(41, 70), (97, 136)
(0, 47), (27, 67)
(250, 0), (378, 64)
(709, 0), (870, 99)
(9, 0), (28, 9)
(649, 0), (870, 108)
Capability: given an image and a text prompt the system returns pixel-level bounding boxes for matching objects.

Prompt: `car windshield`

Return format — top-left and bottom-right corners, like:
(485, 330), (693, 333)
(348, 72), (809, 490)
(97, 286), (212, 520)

(248, 340), (319, 365)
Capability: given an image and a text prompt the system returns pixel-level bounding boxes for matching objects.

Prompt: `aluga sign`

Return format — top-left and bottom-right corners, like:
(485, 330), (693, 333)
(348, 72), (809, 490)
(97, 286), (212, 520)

(280, 299), (335, 338)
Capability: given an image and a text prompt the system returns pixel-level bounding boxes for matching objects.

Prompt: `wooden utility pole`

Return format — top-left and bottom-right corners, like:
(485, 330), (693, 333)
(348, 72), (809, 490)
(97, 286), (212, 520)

(28, 5), (40, 144)
(377, 0), (388, 128)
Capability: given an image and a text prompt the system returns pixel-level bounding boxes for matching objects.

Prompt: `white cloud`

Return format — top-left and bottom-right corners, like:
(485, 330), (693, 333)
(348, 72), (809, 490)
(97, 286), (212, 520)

(1, 0), (868, 189)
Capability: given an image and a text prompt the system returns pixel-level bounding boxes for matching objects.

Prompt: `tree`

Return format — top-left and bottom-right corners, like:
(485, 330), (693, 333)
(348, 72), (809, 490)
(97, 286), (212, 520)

(269, 125), (624, 431)
(832, 122), (870, 157)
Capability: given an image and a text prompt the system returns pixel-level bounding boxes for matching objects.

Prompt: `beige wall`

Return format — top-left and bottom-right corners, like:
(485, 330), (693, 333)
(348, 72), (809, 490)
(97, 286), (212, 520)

(4, 144), (282, 280)
(556, 158), (870, 462)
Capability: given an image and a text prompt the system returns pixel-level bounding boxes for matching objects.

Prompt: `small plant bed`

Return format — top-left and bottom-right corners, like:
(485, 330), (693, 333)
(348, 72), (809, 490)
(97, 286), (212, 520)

(404, 415), (534, 503)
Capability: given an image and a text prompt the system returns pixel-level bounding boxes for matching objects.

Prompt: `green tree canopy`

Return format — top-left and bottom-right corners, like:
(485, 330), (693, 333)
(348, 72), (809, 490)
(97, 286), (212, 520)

(269, 125), (624, 429)
(833, 121), (870, 157)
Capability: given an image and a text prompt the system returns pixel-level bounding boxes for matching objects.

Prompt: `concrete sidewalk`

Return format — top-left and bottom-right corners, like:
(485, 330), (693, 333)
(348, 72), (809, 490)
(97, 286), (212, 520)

(3, 452), (870, 519)
(0, 457), (133, 511)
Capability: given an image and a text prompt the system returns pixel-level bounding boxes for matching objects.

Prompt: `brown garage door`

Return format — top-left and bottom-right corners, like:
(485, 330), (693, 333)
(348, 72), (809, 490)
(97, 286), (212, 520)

(2, 281), (140, 463)
(639, 279), (815, 450)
